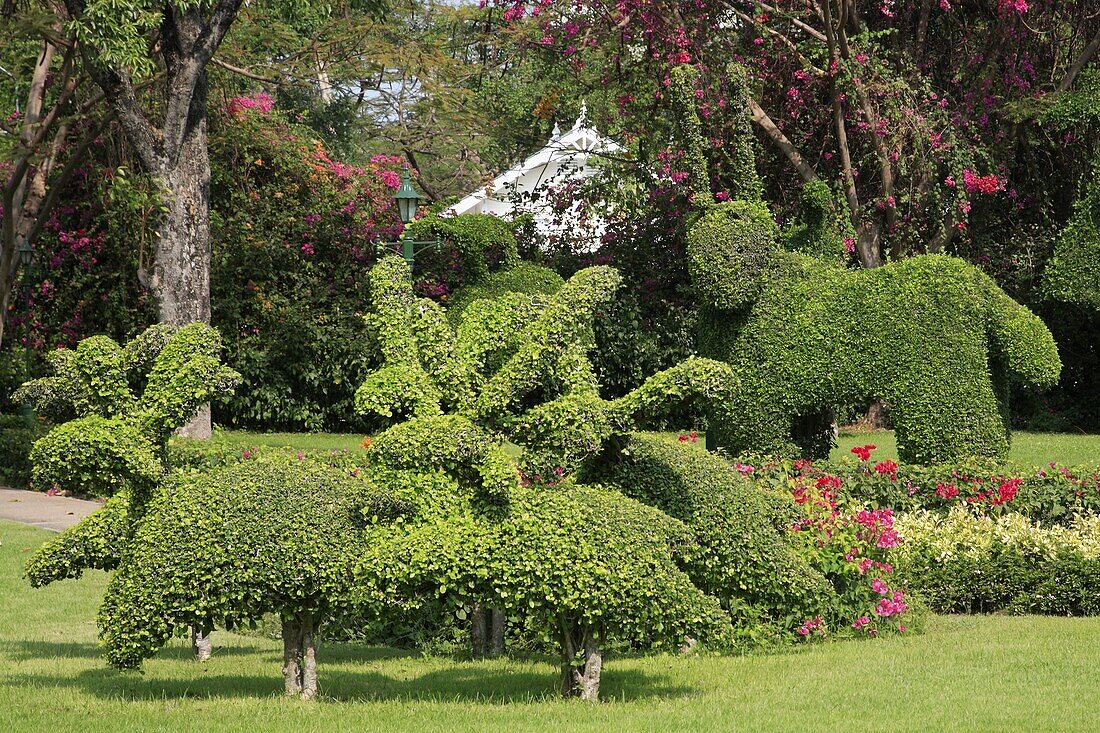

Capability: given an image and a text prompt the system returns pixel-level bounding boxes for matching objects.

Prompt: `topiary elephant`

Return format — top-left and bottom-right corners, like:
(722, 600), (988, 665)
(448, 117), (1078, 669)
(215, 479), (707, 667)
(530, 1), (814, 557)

(688, 201), (1062, 464)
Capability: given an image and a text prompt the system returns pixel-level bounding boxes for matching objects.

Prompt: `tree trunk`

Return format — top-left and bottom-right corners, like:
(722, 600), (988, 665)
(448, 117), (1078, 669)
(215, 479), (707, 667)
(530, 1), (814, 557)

(470, 602), (490, 659)
(155, 69), (213, 438)
(559, 620), (603, 702)
(301, 611), (318, 700)
(282, 618), (302, 696)
(282, 613), (319, 700)
(191, 627), (212, 662)
(490, 607), (506, 658)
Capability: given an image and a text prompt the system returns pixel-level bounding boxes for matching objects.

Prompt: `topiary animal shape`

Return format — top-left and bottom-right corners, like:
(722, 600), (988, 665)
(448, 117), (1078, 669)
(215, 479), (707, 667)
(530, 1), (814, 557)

(20, 323), (240, 584)
(664, 63), (1060, 464)
(689, 202), (1062, 465)
(357, 254), (733, 478)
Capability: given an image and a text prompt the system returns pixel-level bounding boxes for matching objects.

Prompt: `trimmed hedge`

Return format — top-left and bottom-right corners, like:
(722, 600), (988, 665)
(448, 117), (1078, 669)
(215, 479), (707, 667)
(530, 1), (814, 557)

(692, 239), (1062, 463)
(893, 507), (1100, 615)
(1045, 155), (1100, 310)
(583, 433), (832, 622)
(97, 461), (372, 670)
(446, 262), (564, 321)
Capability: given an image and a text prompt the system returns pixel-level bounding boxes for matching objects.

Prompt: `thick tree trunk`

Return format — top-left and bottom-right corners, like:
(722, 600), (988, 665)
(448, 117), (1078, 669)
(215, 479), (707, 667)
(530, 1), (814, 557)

(155, 70), (213, 438)
(470, 602), (490, 659)
(559, 620), (603, 702)
(282, 613), (319, 699)
(471, 604), (506, 659)
(191, 627), (212, 662)
(490, 607), (506, 658)
(282, 618), (302, 696)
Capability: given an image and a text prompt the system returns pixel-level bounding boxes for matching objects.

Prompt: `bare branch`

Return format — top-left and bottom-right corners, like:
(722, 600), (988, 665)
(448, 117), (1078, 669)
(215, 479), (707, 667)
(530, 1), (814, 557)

(748, 99), (817, 183)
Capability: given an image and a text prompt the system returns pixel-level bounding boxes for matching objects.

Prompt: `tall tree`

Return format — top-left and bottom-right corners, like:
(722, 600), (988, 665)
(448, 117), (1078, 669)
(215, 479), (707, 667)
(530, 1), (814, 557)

(57, 0), (384, 436)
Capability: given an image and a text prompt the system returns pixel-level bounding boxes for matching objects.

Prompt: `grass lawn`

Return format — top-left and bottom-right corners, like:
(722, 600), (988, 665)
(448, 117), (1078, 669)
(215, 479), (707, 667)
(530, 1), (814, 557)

(3, 520), (1100, 732)
(832, 430), (1099, 468)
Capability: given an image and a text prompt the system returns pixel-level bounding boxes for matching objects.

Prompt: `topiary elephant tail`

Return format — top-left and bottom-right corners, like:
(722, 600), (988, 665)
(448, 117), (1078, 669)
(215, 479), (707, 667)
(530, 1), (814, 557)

(980, 272), (1061, 389)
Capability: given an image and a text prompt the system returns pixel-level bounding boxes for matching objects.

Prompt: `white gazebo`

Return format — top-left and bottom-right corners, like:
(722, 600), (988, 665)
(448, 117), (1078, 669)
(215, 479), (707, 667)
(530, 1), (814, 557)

(443, 104), (623, 251)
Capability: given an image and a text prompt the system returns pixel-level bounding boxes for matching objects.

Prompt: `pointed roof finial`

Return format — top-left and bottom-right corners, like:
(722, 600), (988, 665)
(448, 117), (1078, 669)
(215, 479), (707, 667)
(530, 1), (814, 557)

(551, 121), (561, 140)
(572, 101), (588, 131)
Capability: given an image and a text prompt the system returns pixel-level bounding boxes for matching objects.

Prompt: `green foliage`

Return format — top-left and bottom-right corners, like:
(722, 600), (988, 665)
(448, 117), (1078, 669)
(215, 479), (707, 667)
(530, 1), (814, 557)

(0, 415), (48, 488)
(406, 213), (520, 287)
(782, 180), (850, 261)
(28, 417), (161, 497)
(668, 65), (711, 201)
(367, 415), (516, 506)
(693, 245), (1062, 464)
(207, 108), (400, 432)
(487, 483), (732, 649)
(445, 262), (564, 320)
(98, 461), (372, 670)
(1044, 156), (1100, 310)
(893, 507), (1100, 615)
(16, 323), (240, 496)
(24, 490), (132, 588)
(583, 433), (831, 623)
(687, 201), (778, 311)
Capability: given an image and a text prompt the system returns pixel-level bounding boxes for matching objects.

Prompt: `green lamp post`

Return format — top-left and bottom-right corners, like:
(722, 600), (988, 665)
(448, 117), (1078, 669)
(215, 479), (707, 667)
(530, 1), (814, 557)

(378, 167), (440, 267)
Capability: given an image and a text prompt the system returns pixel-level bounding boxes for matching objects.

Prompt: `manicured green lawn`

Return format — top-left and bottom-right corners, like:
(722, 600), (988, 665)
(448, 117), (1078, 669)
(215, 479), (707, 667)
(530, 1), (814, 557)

(833, 430), (1099, 468)
(3, 520), (1100, 732)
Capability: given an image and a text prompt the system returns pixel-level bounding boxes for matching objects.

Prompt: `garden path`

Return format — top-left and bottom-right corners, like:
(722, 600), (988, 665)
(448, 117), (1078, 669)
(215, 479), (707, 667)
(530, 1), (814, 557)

(0, 488), (101, 531)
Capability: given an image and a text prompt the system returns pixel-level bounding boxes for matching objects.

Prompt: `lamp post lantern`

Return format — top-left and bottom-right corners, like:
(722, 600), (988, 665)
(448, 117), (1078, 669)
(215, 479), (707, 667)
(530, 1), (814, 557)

(377, 166), (440, 267)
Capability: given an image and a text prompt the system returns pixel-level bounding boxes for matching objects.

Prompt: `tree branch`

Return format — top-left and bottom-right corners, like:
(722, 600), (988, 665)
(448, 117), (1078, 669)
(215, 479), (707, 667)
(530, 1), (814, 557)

(748, 99), (817, 182)
(1057, 25), (1100, 92)
(211, 57), (281, 84)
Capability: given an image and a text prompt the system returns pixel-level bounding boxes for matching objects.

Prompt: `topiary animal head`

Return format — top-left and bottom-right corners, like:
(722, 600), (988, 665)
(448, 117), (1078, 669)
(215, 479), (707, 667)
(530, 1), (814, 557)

(687, 200), (779, 310)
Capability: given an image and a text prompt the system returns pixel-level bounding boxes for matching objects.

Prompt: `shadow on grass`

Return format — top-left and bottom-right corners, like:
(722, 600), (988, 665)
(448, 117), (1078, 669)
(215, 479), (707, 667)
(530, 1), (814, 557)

(3, 641), (694, 703)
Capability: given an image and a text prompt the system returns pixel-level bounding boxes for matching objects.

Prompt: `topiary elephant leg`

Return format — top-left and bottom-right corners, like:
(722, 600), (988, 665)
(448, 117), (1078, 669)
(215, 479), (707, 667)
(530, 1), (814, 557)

(888, 371), (1008, 464)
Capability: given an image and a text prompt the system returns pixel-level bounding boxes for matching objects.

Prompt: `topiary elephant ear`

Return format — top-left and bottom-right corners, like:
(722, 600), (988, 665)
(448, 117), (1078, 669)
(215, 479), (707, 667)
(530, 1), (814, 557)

(687, 201), (779, 310)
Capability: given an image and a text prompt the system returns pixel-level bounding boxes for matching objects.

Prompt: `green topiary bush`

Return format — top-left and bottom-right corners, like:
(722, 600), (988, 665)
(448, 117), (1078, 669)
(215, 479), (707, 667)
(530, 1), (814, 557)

(96, 461), (373, 699)
(693, 237), (1062, 464)
(15, 323), (240, 497)
(445, 262), (564, 321)
(583, 433), (832, 622)
(405, 213), (520, 287)
(667, 61), (1061, 465)
(1044, 154), (1100, 310)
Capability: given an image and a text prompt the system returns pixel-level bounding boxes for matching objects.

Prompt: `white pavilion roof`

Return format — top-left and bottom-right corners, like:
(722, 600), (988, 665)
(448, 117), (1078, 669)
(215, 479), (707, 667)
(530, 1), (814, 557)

(443, 105), (623, 244)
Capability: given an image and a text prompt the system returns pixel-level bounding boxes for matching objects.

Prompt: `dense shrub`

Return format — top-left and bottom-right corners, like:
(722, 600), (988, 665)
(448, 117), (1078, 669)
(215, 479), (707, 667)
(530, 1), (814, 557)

(445, 261), (564, 320)
(0, 415), (47, 488)
(15, 323), (239, 497)
(405, 213), (521, 299)
(1045, 154), (1100, 310)
(208, 104), (404, 431)
(893, 507), (1100, 615)
(695, 243), (1062, 464)
(583, 433), (831, 623)
(97, 461), (373, 699)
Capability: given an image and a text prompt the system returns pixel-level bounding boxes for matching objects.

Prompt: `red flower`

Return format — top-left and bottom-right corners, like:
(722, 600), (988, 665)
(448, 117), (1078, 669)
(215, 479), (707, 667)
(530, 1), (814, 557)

(851, 444), (877, 461)
(874, 460), (898, 480)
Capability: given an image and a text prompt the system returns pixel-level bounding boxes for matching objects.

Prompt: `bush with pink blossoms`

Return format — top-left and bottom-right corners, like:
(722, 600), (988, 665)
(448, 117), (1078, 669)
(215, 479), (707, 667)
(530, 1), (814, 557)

(784, 465), (911, 639)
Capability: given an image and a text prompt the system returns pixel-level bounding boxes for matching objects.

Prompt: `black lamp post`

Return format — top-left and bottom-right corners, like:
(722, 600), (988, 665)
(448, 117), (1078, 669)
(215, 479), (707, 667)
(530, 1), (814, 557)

(16, 238), (34, 422)
(378, 167), (439, 267)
